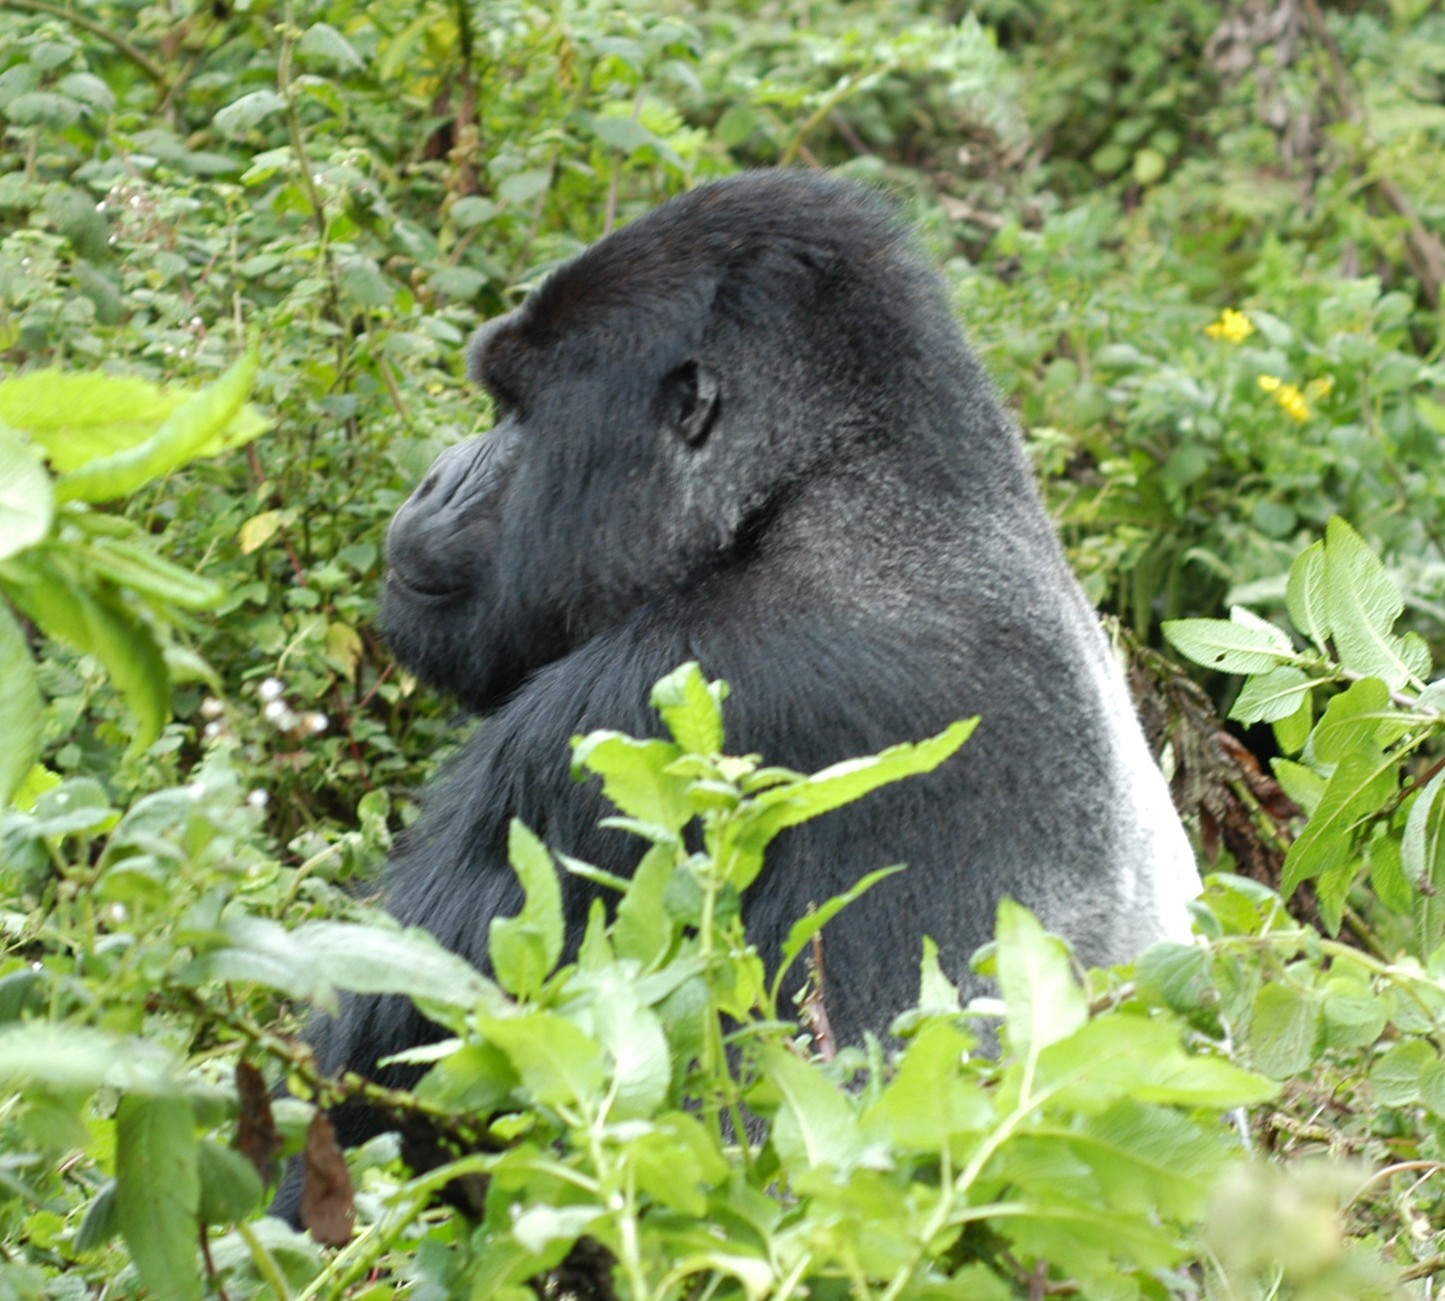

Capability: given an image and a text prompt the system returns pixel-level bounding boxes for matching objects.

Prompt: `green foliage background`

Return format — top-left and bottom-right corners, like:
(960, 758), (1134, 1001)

(2, 0), (1445, 1297)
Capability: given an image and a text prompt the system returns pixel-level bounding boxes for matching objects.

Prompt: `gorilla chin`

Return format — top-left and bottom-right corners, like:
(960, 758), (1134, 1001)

(273, 168), (1201, 1223)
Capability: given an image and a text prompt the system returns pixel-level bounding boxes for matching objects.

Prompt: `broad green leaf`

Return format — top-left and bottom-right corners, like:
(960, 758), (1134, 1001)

(196, 1140), (263, 1225)
(1135, 942), (1212, 1014)
(757, 1045), (864, 1172)
(0, 602), (43, 806)
(1248, 982), (1322, 1077)
(298, 22), (364, 69)
(770, 864), (905, 1007)
(1230, 666), (1312, 726)
(75, 539), (224, 609)
(1404, 769), (1445, 953)
(996, 899), (1087, 1063)
(511, 1204), (604, 1255)
(753, 717), (977, 832)
(489, 820), (565, 998)
(5, 555), (169, 753)
(1371, 1039), (1434, 1106)
(55, 348), (264, 503)
(0, 428), (53, 560)
(650, 661), (726, 755)
(214, 89), (286, 138)
(478, 1012), (605, 1109)
(190, 917), (499, 1011)
(1322, 516), (1427, 688)
(0, 1024), (177, 1094)
(115, 1095), (202, 1301)
(612, 841), (678, 964)
(1306, 676), (1390, 764)
(1162, 612), (1296, 675)
(589, 968), (670, 1119)
(864, 1021), (989, 1151)
(1285, 539), (1327, 645)
(1034, 1015), (1278, 1111)
(1069, 1101), (1224, 1218)
(0, 372), (177, 467)
(571, 732), (688, 834)
(239, 509), (283, 554)
(1281, 750), (1398, 908)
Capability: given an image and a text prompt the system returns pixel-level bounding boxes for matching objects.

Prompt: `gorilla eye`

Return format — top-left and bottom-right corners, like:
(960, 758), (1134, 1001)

(661, 360), (720, 448)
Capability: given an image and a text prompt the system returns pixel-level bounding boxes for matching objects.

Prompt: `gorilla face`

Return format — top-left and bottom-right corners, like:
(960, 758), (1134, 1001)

(380, 172), (949, 712)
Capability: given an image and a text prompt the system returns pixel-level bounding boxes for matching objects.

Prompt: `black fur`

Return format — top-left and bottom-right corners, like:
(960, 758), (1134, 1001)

(274, 170), (1197, 1220)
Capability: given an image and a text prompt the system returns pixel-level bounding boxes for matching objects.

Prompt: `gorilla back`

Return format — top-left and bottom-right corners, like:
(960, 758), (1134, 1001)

(311, 168), (1199, 1167)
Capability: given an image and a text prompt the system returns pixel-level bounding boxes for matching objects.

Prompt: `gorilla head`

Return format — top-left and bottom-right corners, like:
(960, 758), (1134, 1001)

(285, 170), (1199, 1219)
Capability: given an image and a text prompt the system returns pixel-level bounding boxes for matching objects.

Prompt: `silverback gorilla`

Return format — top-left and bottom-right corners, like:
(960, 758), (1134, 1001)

(278, 170), (1200, 1217)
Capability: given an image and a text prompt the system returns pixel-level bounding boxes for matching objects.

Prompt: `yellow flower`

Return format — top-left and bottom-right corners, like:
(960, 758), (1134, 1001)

(1257, 374), (1310, 422)
(1205, 307), (1255, 343)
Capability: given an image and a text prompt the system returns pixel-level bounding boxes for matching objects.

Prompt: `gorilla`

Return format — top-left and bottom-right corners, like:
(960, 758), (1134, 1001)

(278, 169), (1199, 1216)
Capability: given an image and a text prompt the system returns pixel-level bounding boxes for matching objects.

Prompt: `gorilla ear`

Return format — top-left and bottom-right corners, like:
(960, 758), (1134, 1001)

(661, 361), (720, 448)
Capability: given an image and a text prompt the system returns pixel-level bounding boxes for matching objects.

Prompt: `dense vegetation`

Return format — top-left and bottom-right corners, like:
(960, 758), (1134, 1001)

(2, 0), (1445, 1296)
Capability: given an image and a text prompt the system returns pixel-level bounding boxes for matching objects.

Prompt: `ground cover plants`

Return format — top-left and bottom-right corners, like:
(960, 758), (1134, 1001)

(2, 0), (1445, 1296)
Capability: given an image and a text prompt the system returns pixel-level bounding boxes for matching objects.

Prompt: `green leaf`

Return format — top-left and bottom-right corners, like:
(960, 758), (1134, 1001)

(1322, 516), (1428, 689)
(489, 820), (565, 998)
(191, 917), (500, 1012)
(770, 864), (905, 1008)
(214, 90), (286, 138)
(1162, 610), (1296, 675)
(757, 1045), (864, 1172)
(996, 899), (1088, 1063)
(1281, 749), (1397, 905)
(0, 602), (43, 806)
(0, 1024), (177, 1094)
(55, 348), (264, 503)
(650, 661), (726, 755)
(571, 732), (688, 834)
(1248, 982), (1322, 1078)
(74, 539), (224, 609)
(1371, 1039), (1434, 1106)
(115, 1095), (202, 1301)
(864, 1021), (990, 1151)
(753, 717), (977, 834)
(1285, 539), (1327, 645)
(612, 842), (678, 964)
(0, 428), (53, 560)
(298, 22), (364, 69)
(1230, 666), (1312, 726)
(196, 1139), (263, 1224)
(5, 555), (169, 753)
(588, 967), (670, 1119)
(477, 1012), (605, 1109)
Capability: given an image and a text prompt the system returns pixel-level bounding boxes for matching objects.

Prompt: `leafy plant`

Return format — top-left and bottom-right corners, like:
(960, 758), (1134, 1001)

(0, 352), (266, 803)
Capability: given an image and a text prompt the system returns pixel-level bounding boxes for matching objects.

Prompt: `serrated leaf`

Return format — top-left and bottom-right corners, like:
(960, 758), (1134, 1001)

(1371, 1039), (1434, 1106)
(589, 968), (670, 1119)
(489, 820), (564, 998)
(1321, 516), (1420, 688)
(0, 602), (43, 806)
(115, 1095), (202, 1301)
(0, 428), (53, 560)
(571, 732), (688, 834)
(1285, 540), (1327, 644)
(1161, 616), (1296, 674)
(753, 717), (977, 833)
(298, 22), (364, 69)
(191, 917), (499, 1012)
(1281, 749), (1397, 904)
(55, 348), (264, 503)
(864, 1021), (989, 1151)
(997, 899), (1088, 1063)
(1230, 666), (1312, 726)
(771, 864), (905, 1007)
(758, 1045), (864, 1172)
(477, 1012), (604, 1108)
(650, 661), (726, 755)
(1249, 982), (1322, 1077)
(5, 554), (169, 753)
(76, 539), (224, 609)
(214, 90), (286, 138)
